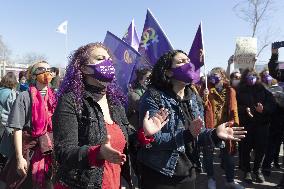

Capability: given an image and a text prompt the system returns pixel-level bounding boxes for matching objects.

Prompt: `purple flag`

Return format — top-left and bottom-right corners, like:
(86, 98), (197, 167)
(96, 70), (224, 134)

(122, 19), (140, 51)
(188, 23), (205, 83)
(104, 31), (145, 94)
(138, 9), (174, 66)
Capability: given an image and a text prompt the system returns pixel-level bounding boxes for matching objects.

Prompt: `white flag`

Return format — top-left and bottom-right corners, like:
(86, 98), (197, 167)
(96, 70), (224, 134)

(56, 20), (68, 35)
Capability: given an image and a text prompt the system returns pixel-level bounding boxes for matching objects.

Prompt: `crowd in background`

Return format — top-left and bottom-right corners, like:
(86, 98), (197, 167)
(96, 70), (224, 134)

(0, 42), (282, 189)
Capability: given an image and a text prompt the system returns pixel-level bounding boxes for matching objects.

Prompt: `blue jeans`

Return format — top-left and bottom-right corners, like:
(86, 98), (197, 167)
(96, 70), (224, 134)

(202, 146), (235, 182)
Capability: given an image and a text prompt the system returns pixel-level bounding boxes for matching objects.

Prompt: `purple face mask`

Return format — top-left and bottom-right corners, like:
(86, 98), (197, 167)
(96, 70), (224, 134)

(209, 75), (221, 85)
(262, 75), (273, 84)
(85, 59), (115, 82)
(171, 62), (198, 83)
(246, 75), (257, 86)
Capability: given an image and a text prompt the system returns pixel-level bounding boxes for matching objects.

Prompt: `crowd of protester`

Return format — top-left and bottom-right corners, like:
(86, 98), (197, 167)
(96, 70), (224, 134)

(0, 41), (283, 189)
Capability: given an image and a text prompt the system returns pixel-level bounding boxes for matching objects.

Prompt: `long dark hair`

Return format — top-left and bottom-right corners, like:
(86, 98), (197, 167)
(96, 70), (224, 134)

(18, 71), (27, 82)
(132, 67), (151, 89)
(150, 50), (186, 91)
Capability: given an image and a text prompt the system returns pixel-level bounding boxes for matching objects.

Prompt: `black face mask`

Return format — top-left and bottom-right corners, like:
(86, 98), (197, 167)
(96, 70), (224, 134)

(84, 82), (107, 95)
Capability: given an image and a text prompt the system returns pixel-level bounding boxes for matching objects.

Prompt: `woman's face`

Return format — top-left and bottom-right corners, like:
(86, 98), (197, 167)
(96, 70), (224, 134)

(245, 72), (258, 86)
(167, 52), (198, 84)
(209, 72), (223, 86)
(233, 72), (241, 80)
(20, 76), (27, 84)
(50, 71), (56, 78)
(81, 47), (112, 87)
(31, 62), (52, 85)
(140, 71), (151, 86)
(171, 53), (190, 69)
(166, 52), (189, 78)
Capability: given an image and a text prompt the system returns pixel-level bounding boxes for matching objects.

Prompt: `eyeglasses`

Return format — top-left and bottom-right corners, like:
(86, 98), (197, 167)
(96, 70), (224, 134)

(34, 67), (51, 75)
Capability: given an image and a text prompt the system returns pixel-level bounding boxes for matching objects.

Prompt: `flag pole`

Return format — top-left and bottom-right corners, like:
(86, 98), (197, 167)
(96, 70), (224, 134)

(200, 21), (207, 89)
(65, 31), (68, 68)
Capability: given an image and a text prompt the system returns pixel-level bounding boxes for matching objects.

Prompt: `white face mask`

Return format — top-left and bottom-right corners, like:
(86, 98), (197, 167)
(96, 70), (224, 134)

(232, 79), (240, 87)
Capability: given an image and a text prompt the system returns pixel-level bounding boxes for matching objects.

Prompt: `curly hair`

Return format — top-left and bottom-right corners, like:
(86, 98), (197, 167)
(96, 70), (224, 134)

(57, 42), (126, 110)
(209, 67), (229, 84)
(150, 50), (186, 91)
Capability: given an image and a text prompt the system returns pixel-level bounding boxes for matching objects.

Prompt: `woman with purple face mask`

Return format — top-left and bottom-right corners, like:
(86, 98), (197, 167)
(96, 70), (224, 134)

(202, 67), (244, 189)
(137, 50), (246, 189)
(260, 69), (273, 88)
(52, 43), (143, 189)
(236, 68), (277, 184)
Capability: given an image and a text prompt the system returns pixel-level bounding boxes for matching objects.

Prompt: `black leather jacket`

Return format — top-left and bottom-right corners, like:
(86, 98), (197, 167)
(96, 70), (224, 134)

(53, 90), (135, 189)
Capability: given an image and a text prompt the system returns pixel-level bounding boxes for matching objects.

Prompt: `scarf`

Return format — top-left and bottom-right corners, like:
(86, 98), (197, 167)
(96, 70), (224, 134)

(29, 85), (57, 188)
(205, 85), (239, 154)
(210, 87), (228, 127)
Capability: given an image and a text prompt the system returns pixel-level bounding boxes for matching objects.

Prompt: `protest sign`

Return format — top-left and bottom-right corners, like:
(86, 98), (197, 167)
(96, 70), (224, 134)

(234, 37), (257, 70)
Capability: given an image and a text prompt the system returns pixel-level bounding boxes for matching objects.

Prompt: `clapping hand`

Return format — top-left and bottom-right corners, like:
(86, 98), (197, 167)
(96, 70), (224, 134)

(99, 135), (126, 165)
(187, 116), (204, 138)
(143, 108), (169, 137)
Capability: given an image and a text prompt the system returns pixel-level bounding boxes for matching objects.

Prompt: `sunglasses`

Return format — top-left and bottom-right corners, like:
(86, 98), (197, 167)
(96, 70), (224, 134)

(34, 67), (51, 75)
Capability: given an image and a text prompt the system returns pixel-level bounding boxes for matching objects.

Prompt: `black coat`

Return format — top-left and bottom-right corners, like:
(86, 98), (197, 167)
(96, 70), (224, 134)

(52, 90), (135, 189)
(237, 83), (277, 127)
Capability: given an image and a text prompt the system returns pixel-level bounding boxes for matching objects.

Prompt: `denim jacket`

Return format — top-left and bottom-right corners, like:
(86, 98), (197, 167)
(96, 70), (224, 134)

(138, 86), (216, 177)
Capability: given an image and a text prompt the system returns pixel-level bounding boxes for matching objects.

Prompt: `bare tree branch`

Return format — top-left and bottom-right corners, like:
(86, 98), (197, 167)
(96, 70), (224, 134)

(20, 52), (48, 65)
(0, 35), (11, 61)
(233, 0), (276, 57)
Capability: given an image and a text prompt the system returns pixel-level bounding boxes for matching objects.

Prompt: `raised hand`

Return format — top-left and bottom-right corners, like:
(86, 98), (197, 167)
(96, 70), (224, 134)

(216, 122), (246, 141)
(228, 55), (234, 65)
(272, 48), (279, 54)
(143, 108), (169, 137)
(98, 135), (126, 165)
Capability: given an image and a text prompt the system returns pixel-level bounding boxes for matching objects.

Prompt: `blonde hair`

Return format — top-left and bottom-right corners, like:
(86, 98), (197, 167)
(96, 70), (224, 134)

(210, 67), (229, 84)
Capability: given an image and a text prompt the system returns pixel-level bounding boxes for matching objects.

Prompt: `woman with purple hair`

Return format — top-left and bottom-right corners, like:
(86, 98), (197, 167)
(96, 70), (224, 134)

(52, 42), (167, 189)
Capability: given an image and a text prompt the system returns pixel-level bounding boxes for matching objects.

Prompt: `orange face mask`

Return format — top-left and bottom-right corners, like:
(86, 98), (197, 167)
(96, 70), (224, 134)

(36, 72), (52, 84)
